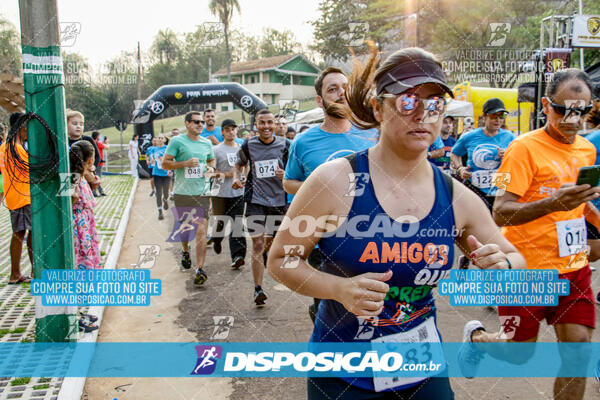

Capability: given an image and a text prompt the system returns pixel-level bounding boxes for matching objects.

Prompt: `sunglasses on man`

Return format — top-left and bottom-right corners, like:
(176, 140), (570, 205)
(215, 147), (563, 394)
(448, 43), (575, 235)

(545, 98), (593, 116)
(189, 119), (204, 125)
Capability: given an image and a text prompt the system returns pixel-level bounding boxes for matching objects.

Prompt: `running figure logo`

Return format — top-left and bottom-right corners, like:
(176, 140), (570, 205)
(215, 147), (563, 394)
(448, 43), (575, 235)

(354, 317), (378, 340)
(168, 207), (204, 242)
(137, 245), (161, 269)
(281, 245), (305, 269)
(211, 316), (234, 339)
(487, 23), (511, 47)
(345, 173), (370, 197)
(496, 316), (520, 340)
(562, 99), (586, 125)
(57, 172), (80, 197)
(491, 172), (512, 196)
(191, 345), (222, 375)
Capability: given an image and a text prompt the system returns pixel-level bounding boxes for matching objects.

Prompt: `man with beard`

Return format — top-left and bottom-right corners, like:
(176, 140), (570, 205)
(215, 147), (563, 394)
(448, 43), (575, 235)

(283, 66), (378, 322)
(201, 108), (224, 145)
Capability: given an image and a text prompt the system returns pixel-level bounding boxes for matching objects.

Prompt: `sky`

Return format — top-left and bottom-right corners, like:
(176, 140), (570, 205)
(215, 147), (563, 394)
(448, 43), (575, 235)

(1, 0), (320, 68)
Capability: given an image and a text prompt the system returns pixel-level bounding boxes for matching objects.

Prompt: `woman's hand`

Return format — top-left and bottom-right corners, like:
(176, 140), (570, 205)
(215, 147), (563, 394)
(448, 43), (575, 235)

(335, 270), (392, 317)
(467, 235), (510, 269)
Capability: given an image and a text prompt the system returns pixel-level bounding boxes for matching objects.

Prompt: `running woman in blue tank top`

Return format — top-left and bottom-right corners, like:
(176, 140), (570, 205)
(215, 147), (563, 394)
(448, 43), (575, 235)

(268, 45), (525, 399)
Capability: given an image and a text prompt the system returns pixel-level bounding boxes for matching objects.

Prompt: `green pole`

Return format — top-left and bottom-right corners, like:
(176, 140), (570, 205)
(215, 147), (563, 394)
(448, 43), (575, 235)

(19, 0), (76, 342)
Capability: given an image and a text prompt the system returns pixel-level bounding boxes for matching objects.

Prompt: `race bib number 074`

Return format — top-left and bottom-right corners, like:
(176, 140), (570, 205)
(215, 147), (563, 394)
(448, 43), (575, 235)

(255, 159), (278, 178)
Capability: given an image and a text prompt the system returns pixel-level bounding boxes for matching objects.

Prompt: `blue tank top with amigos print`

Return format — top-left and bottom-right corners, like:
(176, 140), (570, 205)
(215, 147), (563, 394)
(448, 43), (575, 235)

(312, 149), (457, 391)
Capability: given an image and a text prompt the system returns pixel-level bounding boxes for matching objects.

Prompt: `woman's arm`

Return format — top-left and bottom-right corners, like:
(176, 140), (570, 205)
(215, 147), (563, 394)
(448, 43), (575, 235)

(453, 181), (526, 269)
(268, 158), (391, 317)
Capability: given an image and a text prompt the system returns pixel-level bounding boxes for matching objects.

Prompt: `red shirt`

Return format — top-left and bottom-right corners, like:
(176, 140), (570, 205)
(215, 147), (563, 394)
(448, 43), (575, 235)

(96, 140), (106, 167)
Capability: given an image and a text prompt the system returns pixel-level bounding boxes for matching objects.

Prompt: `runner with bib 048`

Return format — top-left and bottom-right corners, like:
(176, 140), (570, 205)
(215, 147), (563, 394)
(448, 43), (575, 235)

(268, 44), (525, 400)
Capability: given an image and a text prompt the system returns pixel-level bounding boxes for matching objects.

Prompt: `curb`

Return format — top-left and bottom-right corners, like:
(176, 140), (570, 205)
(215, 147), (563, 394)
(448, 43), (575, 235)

(57, 177), (138, 400)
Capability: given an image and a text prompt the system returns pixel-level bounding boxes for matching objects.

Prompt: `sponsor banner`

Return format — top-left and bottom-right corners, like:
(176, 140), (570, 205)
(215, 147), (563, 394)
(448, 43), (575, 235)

(439, 269), (569, 306)
(1, 343), (600, 378)
(30, 269), (161, 306)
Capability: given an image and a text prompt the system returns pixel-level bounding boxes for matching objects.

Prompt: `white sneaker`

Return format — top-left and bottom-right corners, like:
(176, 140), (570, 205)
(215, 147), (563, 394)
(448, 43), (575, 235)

(458, 320), (486, 379)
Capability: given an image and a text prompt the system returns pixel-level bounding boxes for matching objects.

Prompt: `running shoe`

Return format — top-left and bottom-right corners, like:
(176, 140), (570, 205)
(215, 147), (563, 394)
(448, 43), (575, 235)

(458, 320), (486, 379)
(163, 200), (169, 210)
(181, 251), (192, 270)
(230, 256), (245, 270)
(150, 190), (155, 197)
(254, 286), (267, 306)
(194, 267), (208, 286)
(458, 255), (470, 269)
(169, 192), (174, 201)
(158, 210), (164, 220)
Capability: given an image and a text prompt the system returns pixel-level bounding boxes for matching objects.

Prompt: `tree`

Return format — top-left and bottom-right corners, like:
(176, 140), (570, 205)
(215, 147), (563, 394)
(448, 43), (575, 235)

(209, 0), (241, 80)
(151, 29), (181, 65)
(259, 28), (301, 58)
(0, 16), (21, 75)
(311, 0), (403, 62)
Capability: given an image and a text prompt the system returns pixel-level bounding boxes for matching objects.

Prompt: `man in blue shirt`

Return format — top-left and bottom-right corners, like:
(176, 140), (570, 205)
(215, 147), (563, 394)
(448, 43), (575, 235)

(284, 67), (378, 192)
(202, 108), (224, 145)
(429, 115), (457, 170)
(451, 98), (515, 212)
(283, 66), (378, 322)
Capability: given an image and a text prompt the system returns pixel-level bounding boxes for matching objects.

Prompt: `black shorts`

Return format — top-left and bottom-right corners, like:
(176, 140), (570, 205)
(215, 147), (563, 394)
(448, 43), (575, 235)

(9, 204), (32, 233)
(173, 194), (210, 219)
(244, 202), (288, 237)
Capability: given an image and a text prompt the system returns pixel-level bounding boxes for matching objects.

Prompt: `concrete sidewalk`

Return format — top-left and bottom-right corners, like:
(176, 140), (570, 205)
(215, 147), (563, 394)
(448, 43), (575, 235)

(0, 175), (135, 400)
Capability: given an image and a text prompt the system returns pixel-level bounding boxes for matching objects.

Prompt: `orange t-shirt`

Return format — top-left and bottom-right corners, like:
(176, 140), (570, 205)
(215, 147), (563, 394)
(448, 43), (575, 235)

(495, 128), (596, 274)
(0, 142), (30, 210)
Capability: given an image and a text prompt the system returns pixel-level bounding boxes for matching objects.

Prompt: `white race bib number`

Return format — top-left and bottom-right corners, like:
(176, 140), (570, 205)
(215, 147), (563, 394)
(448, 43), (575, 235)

(227, 153), (238, 167)
(255, 159), (278, 178)
(555, 217), (587, 257)
(371, 317), (443, 391)
(184, 164), (205, 179)
(471, 169), (496, 189)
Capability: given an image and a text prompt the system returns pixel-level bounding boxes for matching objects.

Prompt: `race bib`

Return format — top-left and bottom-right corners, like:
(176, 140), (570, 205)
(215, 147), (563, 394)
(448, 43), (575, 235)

(227, 153), (238, 167)
(184, 164), (205, 179)
(471, 169), (495, 189)
(555, 217), (587, 257)
(255, 159), (278, 178)
(371, 317), (443, 392)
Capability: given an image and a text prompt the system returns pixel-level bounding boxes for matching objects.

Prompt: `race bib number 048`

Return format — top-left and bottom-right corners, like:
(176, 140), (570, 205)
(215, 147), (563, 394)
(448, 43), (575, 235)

(184, 164), (205, 179)
(255, 159), (278, 178)
(556, 217), (587, 258)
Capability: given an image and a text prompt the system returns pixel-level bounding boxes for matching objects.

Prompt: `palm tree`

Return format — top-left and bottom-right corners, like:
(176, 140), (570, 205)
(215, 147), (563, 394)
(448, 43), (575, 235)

(209, 0), (240, 81)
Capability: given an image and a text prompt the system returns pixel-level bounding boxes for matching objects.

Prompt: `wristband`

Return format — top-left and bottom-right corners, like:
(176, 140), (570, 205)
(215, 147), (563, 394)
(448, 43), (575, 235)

(505, 257), (512, 270)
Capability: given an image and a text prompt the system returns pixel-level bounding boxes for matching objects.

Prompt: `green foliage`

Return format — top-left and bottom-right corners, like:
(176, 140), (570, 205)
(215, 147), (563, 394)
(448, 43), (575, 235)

(0, 15), (20, 75)
(10, 378), (31, 386)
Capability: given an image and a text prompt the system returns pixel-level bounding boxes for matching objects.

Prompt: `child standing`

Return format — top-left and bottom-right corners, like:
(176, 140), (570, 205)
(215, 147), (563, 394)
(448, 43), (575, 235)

(69, 140), (101, 270)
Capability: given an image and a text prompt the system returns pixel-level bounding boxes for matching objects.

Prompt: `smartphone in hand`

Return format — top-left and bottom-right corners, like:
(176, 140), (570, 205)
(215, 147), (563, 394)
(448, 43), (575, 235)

(576, 166), (600, 187)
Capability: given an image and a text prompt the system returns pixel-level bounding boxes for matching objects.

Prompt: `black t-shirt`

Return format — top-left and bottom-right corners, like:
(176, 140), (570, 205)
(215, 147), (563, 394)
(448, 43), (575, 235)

(69, 135), (101, 169)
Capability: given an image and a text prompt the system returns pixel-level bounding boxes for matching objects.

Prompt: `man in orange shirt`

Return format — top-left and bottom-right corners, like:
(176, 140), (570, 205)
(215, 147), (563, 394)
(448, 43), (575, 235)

(460, 70), (600, 400)
(0, 113), (33, 284)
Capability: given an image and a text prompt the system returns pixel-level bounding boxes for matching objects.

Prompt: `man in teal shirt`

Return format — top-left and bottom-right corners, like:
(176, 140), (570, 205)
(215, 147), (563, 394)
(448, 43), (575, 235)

(163, 111), (216, 286)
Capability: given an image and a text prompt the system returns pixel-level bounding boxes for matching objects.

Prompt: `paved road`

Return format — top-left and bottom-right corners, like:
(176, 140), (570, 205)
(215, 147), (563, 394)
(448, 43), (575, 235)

(84, 181), (600, 400)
